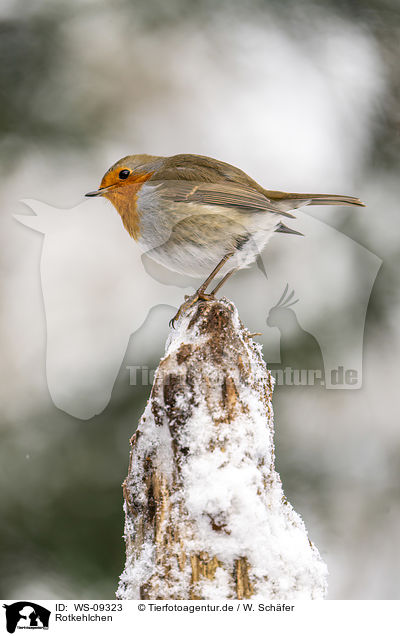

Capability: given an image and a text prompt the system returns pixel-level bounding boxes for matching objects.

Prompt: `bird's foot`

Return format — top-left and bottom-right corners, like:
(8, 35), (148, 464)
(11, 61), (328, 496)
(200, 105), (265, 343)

(169, 291), (215, 328)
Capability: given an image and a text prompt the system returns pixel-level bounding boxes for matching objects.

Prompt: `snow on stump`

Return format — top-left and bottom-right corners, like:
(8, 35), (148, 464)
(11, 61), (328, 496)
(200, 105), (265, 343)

(117, 298), (328, 600)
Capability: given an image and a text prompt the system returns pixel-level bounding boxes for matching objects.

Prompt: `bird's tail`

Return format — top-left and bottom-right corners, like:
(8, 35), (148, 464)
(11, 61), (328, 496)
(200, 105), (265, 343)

(264, 189), (365, 212)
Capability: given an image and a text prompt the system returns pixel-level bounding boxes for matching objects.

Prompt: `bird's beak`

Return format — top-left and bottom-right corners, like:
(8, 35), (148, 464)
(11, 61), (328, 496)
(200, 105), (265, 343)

(85, 183), (118, 197)
(85, 188), (104, 197)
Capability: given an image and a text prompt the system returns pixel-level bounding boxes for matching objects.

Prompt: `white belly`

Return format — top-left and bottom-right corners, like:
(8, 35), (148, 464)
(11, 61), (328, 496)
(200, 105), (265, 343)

(136, 184), (281, 278)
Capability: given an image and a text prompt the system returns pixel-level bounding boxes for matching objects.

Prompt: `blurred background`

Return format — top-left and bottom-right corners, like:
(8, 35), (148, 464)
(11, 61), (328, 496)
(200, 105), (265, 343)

(1, 0), (399, 599)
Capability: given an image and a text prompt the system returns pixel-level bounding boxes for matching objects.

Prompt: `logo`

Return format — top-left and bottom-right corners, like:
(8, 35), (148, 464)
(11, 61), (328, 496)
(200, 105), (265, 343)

(2, 603), (50, 633)
(15, 197), (382, 418)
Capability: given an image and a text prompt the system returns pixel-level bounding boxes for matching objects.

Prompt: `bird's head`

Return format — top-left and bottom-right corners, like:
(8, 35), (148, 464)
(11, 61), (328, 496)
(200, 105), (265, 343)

(85, 154), (164, 239)
(85, 154), (163, 198)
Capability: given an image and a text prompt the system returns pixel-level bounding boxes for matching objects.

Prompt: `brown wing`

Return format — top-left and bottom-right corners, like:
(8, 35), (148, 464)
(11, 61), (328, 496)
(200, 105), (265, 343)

(155, 180), (295, 218)
(150, 153), (265, 187)
(147, 153), (364, 214)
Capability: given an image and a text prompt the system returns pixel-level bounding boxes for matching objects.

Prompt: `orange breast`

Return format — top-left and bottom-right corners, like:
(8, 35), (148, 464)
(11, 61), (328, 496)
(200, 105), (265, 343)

(102, 172), (154, 240)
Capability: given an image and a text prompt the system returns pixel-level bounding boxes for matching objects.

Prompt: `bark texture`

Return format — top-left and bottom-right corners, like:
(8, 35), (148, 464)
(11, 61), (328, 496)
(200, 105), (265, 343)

(117, 298), (327, 600)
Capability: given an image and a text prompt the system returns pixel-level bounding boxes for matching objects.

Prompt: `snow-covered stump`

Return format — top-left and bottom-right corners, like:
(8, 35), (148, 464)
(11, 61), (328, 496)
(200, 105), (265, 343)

(117, 298), (328, 600)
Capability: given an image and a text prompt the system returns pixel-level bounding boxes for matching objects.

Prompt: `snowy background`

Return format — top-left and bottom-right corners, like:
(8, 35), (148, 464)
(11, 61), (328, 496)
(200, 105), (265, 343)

(0, 0), (399, 599)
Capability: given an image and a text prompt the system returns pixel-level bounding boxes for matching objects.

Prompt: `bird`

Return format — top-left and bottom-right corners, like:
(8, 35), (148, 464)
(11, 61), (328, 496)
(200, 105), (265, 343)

(266, 285), (325, 380)
(86, 153), (364, 326)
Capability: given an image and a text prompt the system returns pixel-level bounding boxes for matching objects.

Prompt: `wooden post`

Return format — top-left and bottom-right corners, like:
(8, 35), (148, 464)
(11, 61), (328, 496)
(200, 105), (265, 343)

(117, 298), (327, 600)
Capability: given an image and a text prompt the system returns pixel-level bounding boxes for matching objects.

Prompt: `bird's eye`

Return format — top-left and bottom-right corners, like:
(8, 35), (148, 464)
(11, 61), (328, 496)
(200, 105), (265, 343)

(118, 169), (131, 179)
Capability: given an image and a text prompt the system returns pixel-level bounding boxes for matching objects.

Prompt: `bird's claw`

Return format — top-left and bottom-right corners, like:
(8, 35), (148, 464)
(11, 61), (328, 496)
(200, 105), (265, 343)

(169, 291), (215, 329)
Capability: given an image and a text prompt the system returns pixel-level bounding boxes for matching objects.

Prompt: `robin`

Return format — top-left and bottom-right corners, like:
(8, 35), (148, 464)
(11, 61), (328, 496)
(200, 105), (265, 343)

(86, 153), (364, 326)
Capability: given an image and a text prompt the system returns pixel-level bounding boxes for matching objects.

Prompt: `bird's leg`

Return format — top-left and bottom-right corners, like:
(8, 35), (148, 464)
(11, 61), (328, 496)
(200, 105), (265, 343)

(169, 252), (235, 327)
(193, 251), (235, 299)
(209, 267), (238, 296)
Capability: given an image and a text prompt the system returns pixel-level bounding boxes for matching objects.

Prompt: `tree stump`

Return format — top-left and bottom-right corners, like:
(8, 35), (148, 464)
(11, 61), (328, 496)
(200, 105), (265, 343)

(117, 298), (327, 600)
